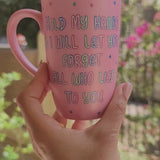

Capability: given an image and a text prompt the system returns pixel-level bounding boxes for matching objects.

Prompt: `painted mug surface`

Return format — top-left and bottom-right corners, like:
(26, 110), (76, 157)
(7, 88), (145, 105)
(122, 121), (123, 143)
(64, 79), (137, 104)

(7, 0), (121, 120)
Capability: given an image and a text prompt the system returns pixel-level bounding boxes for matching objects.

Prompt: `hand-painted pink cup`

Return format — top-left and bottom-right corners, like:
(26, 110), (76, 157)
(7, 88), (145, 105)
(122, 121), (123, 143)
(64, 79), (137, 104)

(7, 0), (121, 120)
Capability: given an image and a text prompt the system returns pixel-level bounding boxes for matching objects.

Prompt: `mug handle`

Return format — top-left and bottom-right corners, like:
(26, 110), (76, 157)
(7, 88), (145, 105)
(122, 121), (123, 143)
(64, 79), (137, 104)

(7, 9), (43, 76)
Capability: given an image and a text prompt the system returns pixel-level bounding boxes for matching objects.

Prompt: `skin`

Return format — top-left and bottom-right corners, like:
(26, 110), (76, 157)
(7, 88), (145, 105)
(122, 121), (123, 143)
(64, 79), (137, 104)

(16, 63), (133, 160)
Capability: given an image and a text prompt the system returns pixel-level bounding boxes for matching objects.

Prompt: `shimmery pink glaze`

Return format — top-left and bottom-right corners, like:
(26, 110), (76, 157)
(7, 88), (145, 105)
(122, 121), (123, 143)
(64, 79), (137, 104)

(7, 0), (121, 120)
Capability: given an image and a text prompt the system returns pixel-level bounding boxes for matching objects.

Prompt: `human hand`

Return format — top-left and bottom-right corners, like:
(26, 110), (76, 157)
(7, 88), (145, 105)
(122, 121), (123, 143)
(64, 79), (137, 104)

(17, 63), (132, 160)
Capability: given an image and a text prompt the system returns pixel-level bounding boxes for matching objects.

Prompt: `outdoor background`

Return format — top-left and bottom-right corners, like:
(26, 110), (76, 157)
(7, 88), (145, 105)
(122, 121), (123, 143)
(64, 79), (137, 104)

(0, 0), (160, 160)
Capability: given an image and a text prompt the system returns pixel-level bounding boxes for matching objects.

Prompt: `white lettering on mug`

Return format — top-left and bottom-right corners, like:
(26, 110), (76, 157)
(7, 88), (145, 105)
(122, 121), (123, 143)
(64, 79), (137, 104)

(94, 16), (118, 30)
(99, 70), (115, 84)
(45, 16), (66, 31)
(64, 91), (79, 104)
(107, 34), (118, 48)
(71, 15), (88, 30)
(52, 71), (68, 84)
(84, 35), (104, 49)
(71, 71), (94, 86)
(55, 35), (78, 49)
(82, 91), (104, 104)
(62, 53), (103, 68)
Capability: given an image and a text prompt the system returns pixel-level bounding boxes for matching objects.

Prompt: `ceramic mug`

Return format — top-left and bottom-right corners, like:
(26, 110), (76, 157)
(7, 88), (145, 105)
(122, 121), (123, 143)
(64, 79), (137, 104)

(7, 0), (121, 120)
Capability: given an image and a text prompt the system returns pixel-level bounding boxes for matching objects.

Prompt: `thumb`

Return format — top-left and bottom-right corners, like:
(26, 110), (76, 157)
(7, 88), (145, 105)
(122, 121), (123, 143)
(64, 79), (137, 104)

(99, 82), (132, 134)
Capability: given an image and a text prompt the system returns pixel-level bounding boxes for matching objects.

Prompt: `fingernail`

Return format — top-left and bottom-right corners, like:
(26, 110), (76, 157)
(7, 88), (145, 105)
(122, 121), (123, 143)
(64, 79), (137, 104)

(60, 123), (65, 128)
(123, 82), (133, 100)
(35, 61), (44, 76)
(39, 60), (43, 68)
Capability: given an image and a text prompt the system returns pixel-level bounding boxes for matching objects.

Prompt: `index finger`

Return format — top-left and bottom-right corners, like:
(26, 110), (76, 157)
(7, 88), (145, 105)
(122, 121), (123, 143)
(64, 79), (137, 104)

(16, 63), (61, 132)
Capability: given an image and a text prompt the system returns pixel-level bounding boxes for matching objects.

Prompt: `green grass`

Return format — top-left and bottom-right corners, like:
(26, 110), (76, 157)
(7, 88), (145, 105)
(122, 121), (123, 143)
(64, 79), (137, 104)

(120, 150), (149, 160)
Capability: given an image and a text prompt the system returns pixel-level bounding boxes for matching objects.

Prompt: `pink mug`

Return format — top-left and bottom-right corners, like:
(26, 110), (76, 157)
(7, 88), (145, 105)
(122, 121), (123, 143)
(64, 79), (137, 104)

(7, 0), (121, 120)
